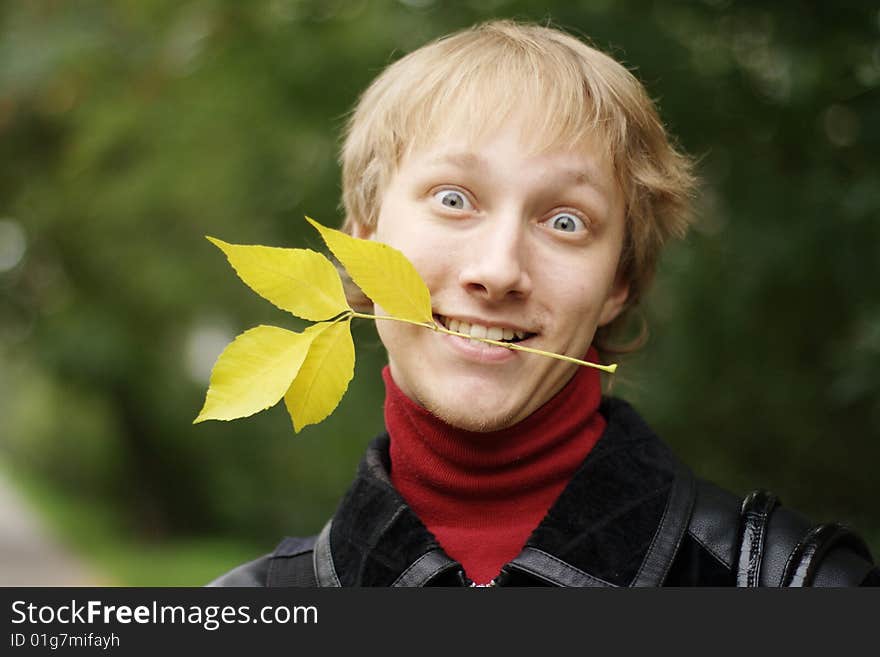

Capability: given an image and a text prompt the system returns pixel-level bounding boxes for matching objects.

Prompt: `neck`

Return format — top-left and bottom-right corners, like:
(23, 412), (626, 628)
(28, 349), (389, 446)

(384, 353), (607, 584)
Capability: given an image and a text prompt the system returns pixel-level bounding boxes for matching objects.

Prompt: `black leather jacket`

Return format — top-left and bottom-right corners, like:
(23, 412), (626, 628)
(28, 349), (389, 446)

(209, 398), (878, 587)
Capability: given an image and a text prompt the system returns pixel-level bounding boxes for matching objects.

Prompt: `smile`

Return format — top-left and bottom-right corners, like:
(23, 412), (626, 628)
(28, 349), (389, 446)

(434, 314), (537, 344)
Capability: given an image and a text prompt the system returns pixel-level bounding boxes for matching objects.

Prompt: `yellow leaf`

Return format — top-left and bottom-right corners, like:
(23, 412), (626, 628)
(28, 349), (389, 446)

(207, 236), (349, 322)
(306, 217), (433, 324)
(194, 325), (317, 423)
(284, 319), (355, 433)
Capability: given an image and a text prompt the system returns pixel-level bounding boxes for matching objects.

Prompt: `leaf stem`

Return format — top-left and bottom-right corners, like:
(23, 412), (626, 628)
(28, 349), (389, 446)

(349, 311), (617, 374)
(350, 311), (435, 330)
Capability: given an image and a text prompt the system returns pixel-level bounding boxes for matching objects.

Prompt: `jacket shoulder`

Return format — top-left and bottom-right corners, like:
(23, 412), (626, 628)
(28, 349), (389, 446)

(206, 554), (272, 587)
(684, 479), (876, 586)
(206, 535), (319, 587)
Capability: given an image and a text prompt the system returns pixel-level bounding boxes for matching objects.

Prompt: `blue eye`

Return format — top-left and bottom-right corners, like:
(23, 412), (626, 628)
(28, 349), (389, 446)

(548, 212), (585, 232)
(434, 190), (471, 210)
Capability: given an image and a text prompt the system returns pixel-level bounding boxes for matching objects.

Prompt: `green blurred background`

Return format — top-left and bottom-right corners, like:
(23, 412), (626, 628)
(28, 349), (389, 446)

(1, 0), (877, 585)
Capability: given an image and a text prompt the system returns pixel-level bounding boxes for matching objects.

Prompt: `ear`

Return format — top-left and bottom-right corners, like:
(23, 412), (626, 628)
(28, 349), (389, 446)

(352, 220), (375, 240)
(597, 276), (630, 327)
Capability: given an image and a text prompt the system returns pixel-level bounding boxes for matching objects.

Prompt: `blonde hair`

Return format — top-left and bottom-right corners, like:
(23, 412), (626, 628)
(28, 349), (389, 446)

(340, 20), (697, 355)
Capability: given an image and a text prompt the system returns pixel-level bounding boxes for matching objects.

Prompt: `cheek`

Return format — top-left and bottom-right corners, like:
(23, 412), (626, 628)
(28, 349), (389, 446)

(550, 273), (611, 330)
(410, 252), (447, 292)
(374, 315), (399, 348)
(380, 234), (450, 293)
(375, 312), (418, 365)
(376, 216), (426, 260)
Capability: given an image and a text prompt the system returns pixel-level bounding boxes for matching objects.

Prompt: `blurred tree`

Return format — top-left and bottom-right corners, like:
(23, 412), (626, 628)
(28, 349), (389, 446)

(0, 0), (877, 556)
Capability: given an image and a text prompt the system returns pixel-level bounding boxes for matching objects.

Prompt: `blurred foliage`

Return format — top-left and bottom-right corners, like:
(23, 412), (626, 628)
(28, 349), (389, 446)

(4, 459), (260, 585)
(1, 0), (878, 577)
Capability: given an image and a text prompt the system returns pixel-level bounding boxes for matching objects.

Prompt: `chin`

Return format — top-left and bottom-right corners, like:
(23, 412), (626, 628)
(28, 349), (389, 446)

(422, 396), (520, 433)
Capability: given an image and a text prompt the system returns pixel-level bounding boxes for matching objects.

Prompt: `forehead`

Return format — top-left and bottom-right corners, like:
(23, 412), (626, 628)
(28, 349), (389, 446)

(399, 116), (618, 196)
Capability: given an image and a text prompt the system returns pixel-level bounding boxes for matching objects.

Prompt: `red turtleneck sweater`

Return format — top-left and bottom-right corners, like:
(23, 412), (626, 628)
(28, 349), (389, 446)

(384, 353), (606, 585)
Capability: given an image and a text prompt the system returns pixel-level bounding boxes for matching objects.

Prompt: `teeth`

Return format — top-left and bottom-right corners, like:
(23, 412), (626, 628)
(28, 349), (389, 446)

(469, 324), (487, 339)
(440, 316), (529, 342)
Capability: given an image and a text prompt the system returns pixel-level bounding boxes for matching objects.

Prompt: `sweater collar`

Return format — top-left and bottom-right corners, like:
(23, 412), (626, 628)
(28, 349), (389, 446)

(382, 347), (604, 450)
(383, 359), (607, 584)
(382, 356), (605, 490)
(326, 397), (694, 586)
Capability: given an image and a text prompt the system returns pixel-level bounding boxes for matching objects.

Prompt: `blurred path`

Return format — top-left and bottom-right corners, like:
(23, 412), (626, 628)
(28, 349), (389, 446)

(0, 468), (108, 586)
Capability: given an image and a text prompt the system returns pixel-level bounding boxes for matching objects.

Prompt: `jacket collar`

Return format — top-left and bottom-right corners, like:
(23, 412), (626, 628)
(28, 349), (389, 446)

(324, 398), (695, 587)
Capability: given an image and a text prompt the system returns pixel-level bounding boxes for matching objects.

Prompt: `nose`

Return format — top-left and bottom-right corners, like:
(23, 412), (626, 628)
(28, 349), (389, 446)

(457, 213), (533, 302)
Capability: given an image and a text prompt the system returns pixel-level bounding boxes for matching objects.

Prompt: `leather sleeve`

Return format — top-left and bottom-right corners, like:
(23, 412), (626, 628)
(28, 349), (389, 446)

(860, 568), (880, 586)
(759, 505), (816, 586)
(762, 508), (876, 587)
(688, 479), (877, 586)
(205, 554), (271, 587)
(686, 480), (739, 570)
(811, 547), (876, 587)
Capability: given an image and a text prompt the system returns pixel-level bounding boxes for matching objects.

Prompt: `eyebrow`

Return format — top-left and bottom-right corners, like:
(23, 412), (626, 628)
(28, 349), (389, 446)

(556, 167), (603, 191)
(428, 151), (487, 172)
(427, 151), (608, 194)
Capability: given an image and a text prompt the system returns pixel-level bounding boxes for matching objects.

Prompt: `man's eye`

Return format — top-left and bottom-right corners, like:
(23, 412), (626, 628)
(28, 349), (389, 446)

(434, 190), (471, 210)
(547, 212), (586, 233)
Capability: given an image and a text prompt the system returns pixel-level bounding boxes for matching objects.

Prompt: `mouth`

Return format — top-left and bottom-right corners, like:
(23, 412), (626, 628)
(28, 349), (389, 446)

(434, 314), (537, 344)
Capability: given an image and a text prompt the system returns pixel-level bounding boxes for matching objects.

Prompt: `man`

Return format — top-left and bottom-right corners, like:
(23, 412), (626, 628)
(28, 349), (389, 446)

(210, 20), (877, 587)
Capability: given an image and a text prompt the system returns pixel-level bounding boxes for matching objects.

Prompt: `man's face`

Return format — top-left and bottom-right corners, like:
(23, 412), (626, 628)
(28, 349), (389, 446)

(361, 122), (629, 432)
